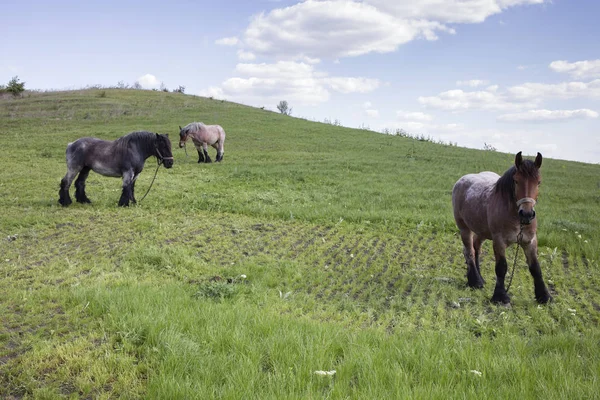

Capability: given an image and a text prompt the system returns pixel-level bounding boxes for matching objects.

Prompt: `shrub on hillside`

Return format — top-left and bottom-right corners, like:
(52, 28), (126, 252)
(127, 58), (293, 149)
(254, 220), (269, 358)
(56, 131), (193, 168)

(5, 76), (25, 97)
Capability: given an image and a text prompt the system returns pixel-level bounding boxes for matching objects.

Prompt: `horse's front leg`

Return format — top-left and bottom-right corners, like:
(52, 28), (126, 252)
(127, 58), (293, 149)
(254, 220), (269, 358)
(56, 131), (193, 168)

(203, 143), (212, 163)
(523, 238), (552, 304)
(119, 170), (134, 207)
(491, 239), (511, 304)
(196, 148), (205, 163)
(130, 173), (140, 204)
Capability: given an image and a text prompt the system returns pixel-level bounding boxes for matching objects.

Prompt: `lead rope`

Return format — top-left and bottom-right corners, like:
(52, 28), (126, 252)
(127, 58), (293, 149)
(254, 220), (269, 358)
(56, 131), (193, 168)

(138, 157), (162, 203)
(138, 146), (172, 204)
(505, 223), (524, 293)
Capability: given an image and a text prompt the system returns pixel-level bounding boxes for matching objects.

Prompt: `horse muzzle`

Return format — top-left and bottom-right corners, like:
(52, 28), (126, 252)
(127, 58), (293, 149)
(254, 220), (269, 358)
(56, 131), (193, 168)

(162, 158), (174, 168)
(518, 209), (536, 225)
(517, 197), (536, 225)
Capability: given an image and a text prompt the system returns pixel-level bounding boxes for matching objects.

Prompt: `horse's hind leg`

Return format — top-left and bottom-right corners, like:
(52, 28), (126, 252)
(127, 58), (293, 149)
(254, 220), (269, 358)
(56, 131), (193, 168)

(58, 169), (78, 206)
(473, 235), (485, 284)
(74, 166), (92, 204)
(459, 228), (484, 288)
(215, 141), (224, 162)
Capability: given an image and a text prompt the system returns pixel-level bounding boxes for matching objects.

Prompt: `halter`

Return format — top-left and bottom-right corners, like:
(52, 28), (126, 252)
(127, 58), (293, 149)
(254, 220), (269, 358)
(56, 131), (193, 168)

(516, 197), (536, 207)
(155, 147), (174, 166)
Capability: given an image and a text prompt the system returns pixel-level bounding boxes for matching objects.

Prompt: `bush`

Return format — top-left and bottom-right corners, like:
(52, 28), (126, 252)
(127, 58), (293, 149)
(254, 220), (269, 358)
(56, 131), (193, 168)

(6, 76), (25, 97)
(277, 100), (292, 116)
(173, 85), (185, 94)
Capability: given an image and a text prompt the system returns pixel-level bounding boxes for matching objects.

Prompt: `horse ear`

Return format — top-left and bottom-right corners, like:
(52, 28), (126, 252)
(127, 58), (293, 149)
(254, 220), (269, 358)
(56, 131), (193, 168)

(156, 133), (160, 139)
(179, 125), (182, 131)
(535, 152), (542, 168)
(515, 151), (523, 168)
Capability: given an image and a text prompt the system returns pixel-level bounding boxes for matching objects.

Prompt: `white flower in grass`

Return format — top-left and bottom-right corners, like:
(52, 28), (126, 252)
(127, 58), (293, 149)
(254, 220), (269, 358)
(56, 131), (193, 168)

(577, 235), (582, 239)
(470, 370), (483, 377)
(240, 274), (247, 279)
(314, 370), (336, 376)
(568, 308), (576, 313)
(584, 240), (589, 243)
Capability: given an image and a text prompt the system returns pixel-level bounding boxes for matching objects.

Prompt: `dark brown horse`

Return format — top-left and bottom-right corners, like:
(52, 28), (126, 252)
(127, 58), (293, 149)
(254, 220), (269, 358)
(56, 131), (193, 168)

(452, 152), (552, 305)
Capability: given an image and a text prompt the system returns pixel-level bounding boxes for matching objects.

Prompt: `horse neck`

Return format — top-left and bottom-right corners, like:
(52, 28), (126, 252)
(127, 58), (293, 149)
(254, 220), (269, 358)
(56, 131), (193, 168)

(136, 135), (157, 160)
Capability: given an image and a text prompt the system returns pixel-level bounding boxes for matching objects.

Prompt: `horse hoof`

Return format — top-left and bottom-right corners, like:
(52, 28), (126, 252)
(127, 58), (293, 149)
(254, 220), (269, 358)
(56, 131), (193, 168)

(467, 280), (484, 289)
(536, 293), (553, 304)
(491, 293), (511, 305)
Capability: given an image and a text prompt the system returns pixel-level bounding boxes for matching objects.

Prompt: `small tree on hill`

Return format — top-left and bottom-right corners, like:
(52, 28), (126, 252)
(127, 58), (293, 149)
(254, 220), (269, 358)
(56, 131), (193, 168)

(6, 76), (25, 97)
(277, 100), (292, 116)
(173, 85), (185, 94)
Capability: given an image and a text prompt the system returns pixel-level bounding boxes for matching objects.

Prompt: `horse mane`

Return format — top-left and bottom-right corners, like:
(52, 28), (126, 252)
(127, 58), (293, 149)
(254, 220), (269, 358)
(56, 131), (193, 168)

(114, 131), (156, 154)
(182, 122), (206, 135)
(494, 160), (540, 204)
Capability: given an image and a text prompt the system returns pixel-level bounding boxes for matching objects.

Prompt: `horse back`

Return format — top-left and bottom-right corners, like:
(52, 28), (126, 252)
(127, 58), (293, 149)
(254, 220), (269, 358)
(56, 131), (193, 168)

(194, 125), (225, 145)
(452, 172), (499, 237)
(66, 137), (124, 176)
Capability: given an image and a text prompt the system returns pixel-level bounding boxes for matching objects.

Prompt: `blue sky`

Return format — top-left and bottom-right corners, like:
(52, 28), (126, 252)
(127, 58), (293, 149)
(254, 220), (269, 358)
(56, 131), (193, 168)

(2, 0), (599, 163)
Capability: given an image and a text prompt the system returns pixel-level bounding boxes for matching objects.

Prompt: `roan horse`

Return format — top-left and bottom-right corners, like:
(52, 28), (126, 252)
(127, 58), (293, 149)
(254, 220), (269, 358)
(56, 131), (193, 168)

(452, 152), (552, 305)
(58, 131), (173, 207)
(178, 122), (226, 163)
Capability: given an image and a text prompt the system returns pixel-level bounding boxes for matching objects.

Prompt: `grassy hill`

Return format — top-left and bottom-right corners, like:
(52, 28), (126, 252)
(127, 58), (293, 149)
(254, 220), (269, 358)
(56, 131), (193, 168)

(1, 89), (599, 398)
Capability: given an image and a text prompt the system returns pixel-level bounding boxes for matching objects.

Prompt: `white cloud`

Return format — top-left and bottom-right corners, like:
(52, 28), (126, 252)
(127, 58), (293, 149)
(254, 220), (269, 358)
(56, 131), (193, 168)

(549, 60), (600, 79)
(202, 61), (380, 106)
(137, 74), (160, 89)
(198, 86), (225, 99)
(243, 0), (455, 60)
(456, 79), (489, 87)
(396, 110), (433, 121)
(363, 101), (373, 108)
(497, 109), (599, 122)
(508, 79), (600, 100)
(365, 109), (380, 118)
(419, 88), (536, 111)
(323, 77), (381, 94)
(215, 36), (239, 46)
(364, 0), (545, 24)
(237, 50), (256, 61)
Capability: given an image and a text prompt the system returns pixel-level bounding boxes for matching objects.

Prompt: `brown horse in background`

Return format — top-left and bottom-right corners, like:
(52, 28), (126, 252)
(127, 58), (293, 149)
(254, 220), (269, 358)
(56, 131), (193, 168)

(452, 151), (552, 305)
(178, 122), (226, 163)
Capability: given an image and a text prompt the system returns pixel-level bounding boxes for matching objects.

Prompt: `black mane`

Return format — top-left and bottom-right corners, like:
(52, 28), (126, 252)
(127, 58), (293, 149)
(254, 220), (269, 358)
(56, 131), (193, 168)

(114, 131), (156, 155)
(494, 160), (540, 204)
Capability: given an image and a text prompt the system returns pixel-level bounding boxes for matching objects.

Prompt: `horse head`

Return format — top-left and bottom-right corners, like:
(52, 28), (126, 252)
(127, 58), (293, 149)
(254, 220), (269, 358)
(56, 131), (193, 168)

(156, 133), (174, 168)
(178, 125), (188, 148)
(514, 151), (542, 225)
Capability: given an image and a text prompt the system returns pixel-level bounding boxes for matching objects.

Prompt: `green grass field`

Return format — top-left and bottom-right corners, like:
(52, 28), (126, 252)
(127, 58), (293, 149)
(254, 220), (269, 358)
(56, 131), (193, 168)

(1, 89), (599, 399)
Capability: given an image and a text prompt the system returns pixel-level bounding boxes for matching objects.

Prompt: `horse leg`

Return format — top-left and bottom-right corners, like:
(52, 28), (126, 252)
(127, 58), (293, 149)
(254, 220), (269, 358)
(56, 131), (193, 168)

(459, 229), (484, 288)
(118, 170), (134, 207)
(491, 239), (511, 304)
(473, 235), (485, 284)
(130, 173), (140, 204)
(74, 166), (92, 204)
(215, 142), (223, 162)
(196, 148), (205, 163)
(203, 143), (212, 163)
(58, 169), (78, 207)
(523, 240), (552, 304)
